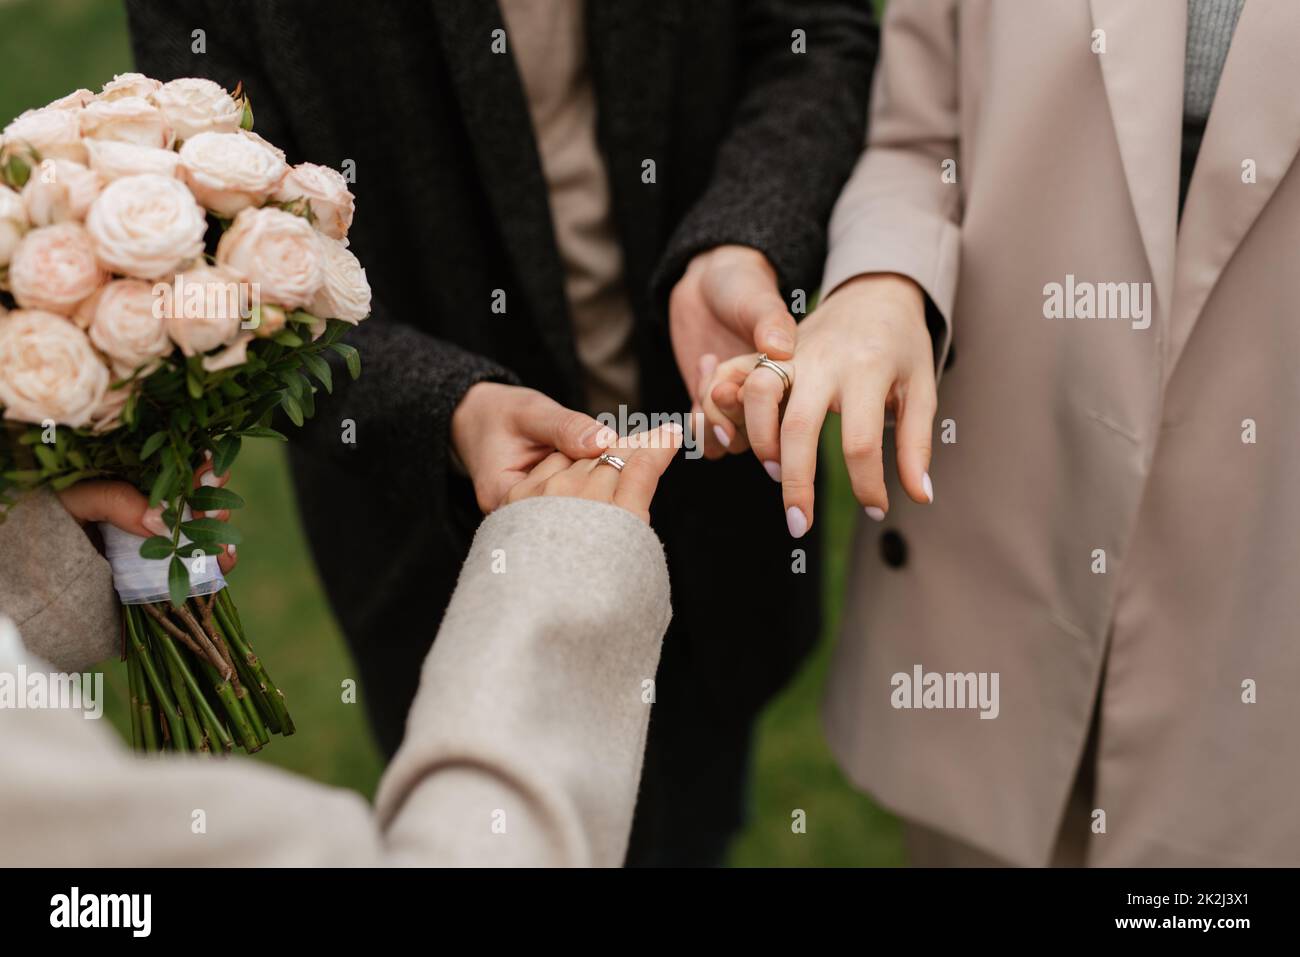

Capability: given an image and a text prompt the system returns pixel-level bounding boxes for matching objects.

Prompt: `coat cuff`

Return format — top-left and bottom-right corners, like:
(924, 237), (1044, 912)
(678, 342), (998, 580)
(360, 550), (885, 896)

(820, 200), (960, 379)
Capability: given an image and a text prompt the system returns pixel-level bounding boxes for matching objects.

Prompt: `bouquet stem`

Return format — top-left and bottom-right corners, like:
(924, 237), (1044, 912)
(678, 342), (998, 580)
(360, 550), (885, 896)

(122, 587), (294, 756)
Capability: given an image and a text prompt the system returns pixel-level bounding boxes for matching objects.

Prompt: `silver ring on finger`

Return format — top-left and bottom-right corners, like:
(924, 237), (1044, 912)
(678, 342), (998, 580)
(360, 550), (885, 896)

(596, 452), (627, 472)
(754, 353), (791, 395)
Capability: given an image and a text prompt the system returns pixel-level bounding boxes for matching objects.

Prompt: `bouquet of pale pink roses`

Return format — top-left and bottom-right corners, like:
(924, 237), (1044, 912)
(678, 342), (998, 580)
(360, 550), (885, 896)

(0, 74), (370, 755)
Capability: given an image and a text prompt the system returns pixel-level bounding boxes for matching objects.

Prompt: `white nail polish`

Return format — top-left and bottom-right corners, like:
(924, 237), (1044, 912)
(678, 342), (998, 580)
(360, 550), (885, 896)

(200, 470), (221, 487)
(864, 505), (886, 521)
(225, 544), (236, 557)
(922, 472), (934, 503)
(786, 506), (808, 539)
(763, 460), (782, 482)
(713, 425), (730, 448)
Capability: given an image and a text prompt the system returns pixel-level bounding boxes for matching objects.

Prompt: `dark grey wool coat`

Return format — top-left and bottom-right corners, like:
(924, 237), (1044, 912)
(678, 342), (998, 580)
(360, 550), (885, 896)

(127, 0), (877, 864)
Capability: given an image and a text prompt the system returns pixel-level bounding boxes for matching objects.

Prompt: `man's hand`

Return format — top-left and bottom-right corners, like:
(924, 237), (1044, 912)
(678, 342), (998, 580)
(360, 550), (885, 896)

(450, 382), (618, 513)
(668, 245), (797, 459)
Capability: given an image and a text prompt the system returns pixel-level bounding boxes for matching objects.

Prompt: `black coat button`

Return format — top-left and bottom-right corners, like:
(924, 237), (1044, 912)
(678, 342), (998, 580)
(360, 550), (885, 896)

(880, 530), (907, 568)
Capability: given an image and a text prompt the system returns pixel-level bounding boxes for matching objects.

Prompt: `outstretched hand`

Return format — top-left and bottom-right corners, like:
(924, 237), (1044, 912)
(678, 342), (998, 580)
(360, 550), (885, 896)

(668, 245), (797, 459)
(504, 424), (683, 524)
(698, 273), (938, 538)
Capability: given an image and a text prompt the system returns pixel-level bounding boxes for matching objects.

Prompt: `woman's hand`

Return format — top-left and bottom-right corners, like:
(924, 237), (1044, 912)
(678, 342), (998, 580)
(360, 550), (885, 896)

(701, 273), (938, 538)
(451, 382), (619, 513)
(56, 455), (239, 574)
(503, 424), (683, 524)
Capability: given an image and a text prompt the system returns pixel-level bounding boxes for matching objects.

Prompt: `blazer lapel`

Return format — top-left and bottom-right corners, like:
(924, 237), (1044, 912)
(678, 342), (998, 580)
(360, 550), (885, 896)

(1089, 0), (1185, 332)
(430, 0), (578, 385)
(1168, 2), (1300, 374)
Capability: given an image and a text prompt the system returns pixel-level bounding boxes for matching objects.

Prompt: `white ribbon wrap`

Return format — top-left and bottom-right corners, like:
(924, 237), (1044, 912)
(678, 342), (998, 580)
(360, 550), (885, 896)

(99, 508), (227, 605)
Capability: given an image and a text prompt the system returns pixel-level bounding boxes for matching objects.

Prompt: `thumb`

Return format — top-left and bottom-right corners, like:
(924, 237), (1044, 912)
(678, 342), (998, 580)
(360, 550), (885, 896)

(712, 267), (796, 359)
(518, 395), (617, 458)
(746, 296), (797, 361)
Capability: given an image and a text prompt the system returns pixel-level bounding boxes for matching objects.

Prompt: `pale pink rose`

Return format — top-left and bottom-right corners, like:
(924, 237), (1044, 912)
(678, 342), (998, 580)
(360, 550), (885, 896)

(21, 159), (103, 226)
(85, 174), (208, 279)
(179, 130), (287, 217)
(99, 73), (162, 102)
(202, 331), (254, 372)
(86, 278), (173, 377)
(79, 96), (174, 149)
(1, 108), (87, 164)
(84, 138), (181, 182)
(309, 234), (371, 323)
(271, 162), (354, 240)
(45, 89), (95, 111)
(216, 206), (323, 309)
(88, 381), (135, 434)
(0, 309), (110, 427)
(8, 223), (107, 316)
(0, 185), (28, 268)
(240, 129), (286, 163)
(162, 263), (246, 356)
(150, 78), (243, 142)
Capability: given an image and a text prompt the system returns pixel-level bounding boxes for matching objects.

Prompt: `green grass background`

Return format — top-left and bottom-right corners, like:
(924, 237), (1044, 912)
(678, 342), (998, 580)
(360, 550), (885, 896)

(1, 0), (902, 866)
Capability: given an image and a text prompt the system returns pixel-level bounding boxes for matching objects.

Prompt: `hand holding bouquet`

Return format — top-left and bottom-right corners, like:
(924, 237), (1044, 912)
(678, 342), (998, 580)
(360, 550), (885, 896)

(0, 74), (371, 755)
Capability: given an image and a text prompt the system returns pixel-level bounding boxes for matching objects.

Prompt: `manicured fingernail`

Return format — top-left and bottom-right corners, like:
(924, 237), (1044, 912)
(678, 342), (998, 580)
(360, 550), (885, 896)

(225, 544), (236, 558)
(713, 425), (730, 448)
(200, 470), (221, 487)
(786, 506), (808, 539)
(767, 330), (794, 354)
(922, 472), (934, 503)
(864, 505), (886, 521)
(763, 460), (782, 482)
(143, 507), (168, 537)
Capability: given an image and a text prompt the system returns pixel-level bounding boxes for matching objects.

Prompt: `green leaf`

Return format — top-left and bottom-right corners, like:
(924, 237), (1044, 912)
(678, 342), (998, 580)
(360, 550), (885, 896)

(300, 352), (333, 393)
(212, 436), (241, 476)
(168, 556), (189, 609)
(329, 343), (360, 379)
(149, 459), (177, 508)
(32, 443), (60, 472)
(1, 470), (45, 484)
(240, 96), (254, 131)
(298, 382), (316, 419)
(140, 431), (168, 461)
(139, 536), (175, 560)
(180, 518), (242, 546)
(123, 389), (139, 428)
(188, 486), (245, 511)
(49, 470), (97, 491)
(239, 425), (287, 441)
(186, 370), (203, 400)
(274, 329), (303, 348)
(280, 392), (304, 427)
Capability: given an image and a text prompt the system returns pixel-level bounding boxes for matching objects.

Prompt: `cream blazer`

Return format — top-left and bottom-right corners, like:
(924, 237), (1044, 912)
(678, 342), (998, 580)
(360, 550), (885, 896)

(821, 0), (1300, 865)
(0, 493), (670, 866)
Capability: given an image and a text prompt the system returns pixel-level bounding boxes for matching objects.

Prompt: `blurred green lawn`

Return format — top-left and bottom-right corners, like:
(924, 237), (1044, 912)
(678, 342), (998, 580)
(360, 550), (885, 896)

(1, 0), (902, 866)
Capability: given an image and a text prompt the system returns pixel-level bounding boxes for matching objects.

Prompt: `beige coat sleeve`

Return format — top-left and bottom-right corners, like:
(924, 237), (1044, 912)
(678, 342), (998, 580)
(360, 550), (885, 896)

(0, 496), (671, 867)
(0, 489), (121, 670)
(819, 0), (961, 372)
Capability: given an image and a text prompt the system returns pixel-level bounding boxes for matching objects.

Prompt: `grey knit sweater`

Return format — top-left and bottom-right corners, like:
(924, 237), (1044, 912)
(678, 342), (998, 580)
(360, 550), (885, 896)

(1181, 0), (1245, 211)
